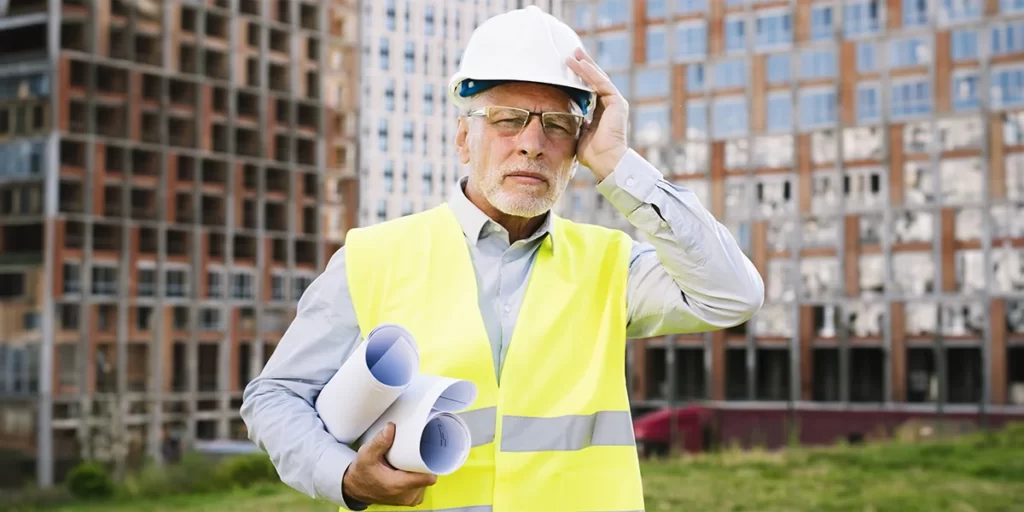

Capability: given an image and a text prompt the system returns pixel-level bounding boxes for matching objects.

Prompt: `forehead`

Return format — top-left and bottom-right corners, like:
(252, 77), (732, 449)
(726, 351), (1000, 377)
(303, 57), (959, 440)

(478, 82), (577, 113)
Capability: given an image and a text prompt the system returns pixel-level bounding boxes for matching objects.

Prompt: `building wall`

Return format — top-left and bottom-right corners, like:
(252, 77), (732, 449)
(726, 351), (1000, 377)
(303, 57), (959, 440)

(564, 0), (1024, 411)
(0, 0), (360, 487)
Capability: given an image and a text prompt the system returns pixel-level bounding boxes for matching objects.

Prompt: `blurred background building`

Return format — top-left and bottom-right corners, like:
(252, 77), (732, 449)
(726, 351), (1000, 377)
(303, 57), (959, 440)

(561, 0), (1024, 445)
(1, 0), (1023, 491)
(0, 0), (359, 487)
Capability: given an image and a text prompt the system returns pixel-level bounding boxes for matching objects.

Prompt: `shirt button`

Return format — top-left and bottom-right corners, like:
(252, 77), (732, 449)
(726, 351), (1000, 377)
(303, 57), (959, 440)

(625, 177), (635, 187)
(661, 221), (669, 228)
(503, 304), (511, 313)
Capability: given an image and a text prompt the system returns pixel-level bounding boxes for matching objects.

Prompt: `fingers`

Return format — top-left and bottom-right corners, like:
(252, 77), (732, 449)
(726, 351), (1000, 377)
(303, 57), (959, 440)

(565, 50), (621, 99)
(365, 422), (396, 458)
(391, 469), (438, 490)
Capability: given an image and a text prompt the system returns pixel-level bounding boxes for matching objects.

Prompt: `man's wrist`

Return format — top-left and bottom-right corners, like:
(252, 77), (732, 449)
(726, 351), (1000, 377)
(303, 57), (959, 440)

(341, 465), (369, 510)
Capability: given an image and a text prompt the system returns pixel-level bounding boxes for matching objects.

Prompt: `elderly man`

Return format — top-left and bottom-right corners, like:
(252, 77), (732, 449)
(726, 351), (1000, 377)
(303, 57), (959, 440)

(240, 6), (763, 512)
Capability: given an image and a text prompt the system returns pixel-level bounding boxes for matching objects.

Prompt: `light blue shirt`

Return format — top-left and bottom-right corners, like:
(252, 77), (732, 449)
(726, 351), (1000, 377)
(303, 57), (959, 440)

(239, 149), (764, 509)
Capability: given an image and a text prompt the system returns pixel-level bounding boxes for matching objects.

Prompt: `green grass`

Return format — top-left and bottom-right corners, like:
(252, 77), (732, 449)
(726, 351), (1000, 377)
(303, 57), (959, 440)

(8, 425), (1024, 512)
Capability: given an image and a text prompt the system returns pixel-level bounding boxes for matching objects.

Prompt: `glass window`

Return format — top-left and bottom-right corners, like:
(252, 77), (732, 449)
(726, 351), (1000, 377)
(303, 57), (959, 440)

(725, 17), (745, 53)
(686, 64), (705, 92)
(609, 72), (630, 97)
(755, 10), (792, 49)
(844, 0), (880, 37)
(634, 69), (670, 98)
(938, 0), (981, 23)
(952, 72), (980, 111)
(991, 21), (1024, 56)
(633, 105), (671, 145)
(379, 37), (390, 70)
(675, 22), (707, 60)
(0, 141), (46, 178)
(647, 0), (666, 18)
(903, 0), (929, 27)
(686, 101), (707, 139)
(891, 79), (932, 119)
(991, 66), (1024, 108)
(425, 6), (435, 36)
(890, 37), (931, 68)
(1004, 0), (1024, 12)
(766, 93), (792, 133)
(574, 4), (592, 29)
(766, 54), (791, 84)
(856, 42), (877, 72)
(384, 78), (395, 111)
(799, 88), (837, 129)
(646, 28), (667, 63)
(712, 97), (748, 139)
(596, 0), (629, 27)
(596, 33), (630, 70)
(404, 41), (415, 73)
(713, 60), (746, 90)
(383, 160), (394, 193)
(810, 4), (834, 41)
(377, 118), (388, 152)
(677, 0), (707, 14)
(800, 48), (836, 79)
(951, 29), (978, 61)
(856, 83), (881, 123)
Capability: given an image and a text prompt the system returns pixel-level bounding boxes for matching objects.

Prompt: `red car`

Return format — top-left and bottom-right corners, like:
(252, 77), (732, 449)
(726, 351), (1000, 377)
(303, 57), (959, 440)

(632, 406), (716, 457)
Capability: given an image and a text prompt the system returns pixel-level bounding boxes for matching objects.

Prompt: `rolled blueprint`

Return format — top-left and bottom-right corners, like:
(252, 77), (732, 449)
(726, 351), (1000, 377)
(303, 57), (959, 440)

(316, 324), (420, 444)
(358, 374), (477, 475)
(315, 323), (479, 475)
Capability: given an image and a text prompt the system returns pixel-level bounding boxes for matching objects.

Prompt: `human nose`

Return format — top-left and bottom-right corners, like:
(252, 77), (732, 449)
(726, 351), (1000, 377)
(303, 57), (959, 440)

(515, 115), (546, 159)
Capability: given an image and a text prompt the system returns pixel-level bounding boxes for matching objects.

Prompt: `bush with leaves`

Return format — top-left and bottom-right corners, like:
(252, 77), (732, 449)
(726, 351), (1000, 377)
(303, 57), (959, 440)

(65, 461), (115, 499)
(214, 453), (279, 489)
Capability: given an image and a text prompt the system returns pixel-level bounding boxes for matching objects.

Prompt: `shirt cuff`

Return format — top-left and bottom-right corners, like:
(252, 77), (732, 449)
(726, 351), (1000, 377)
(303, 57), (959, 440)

(595, 148), (665, 215)
(314, 443), (366, 510)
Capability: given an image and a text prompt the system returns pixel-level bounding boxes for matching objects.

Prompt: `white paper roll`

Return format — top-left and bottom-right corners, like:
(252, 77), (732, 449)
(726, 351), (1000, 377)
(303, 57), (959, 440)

(316, 324), (420, 444)
(357, 374), (477, 475)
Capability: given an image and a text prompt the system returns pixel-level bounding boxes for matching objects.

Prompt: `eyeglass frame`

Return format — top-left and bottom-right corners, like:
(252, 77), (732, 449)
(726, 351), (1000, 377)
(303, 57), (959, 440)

(464, 105), (586, 140)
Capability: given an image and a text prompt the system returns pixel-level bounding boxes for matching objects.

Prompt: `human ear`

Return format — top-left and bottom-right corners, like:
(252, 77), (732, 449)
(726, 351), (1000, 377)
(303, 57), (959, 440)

(455, 116), (471, 165)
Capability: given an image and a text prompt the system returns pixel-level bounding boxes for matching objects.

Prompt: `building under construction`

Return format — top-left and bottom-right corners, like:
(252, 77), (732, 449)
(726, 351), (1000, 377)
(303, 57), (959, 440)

(0, 0), (360, 487)
(560, 0), (1024, 446)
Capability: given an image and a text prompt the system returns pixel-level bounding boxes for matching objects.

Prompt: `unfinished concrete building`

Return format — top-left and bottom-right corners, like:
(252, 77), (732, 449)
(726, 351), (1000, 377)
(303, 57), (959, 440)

(0, 0), (360, 487)
(561, 0), (1024, 446)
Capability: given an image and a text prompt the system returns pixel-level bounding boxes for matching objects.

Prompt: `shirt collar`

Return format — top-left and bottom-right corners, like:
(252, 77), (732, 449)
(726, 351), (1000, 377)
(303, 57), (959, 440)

(447, 176), (555, 249)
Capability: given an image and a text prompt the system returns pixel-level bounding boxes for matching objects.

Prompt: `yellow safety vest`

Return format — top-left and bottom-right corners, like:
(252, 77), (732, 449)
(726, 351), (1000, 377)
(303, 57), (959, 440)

(343, 203), (645, 512)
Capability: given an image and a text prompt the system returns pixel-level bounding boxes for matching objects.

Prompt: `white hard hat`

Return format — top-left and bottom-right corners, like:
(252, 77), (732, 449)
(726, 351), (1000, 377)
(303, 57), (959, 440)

(447, 5), (595, 115)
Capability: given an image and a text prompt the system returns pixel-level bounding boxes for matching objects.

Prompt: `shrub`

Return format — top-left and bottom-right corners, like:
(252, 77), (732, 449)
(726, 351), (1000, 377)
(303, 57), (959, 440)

(215, 453), (279, 489)
(65, 461), (114, 499)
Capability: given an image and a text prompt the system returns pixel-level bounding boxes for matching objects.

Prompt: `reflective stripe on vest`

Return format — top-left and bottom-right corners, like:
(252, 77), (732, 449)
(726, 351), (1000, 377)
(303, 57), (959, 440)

(374, 507), (493, 512)
(457, 407), (497, 447)
(459, 408), (635, 452)
(501, 411), (634, 452)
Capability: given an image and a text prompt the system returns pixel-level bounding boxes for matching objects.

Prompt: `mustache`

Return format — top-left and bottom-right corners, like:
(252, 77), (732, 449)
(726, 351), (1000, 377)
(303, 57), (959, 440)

(499, 164), (552, 176)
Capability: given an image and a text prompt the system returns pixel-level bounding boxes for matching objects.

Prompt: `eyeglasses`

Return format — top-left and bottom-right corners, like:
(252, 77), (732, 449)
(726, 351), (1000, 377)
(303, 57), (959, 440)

(466, 106), (585, 141)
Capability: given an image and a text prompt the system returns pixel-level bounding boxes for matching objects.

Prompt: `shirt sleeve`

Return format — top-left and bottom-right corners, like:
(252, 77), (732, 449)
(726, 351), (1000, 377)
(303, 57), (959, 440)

(239, 249), (368, 510)
(595, 148), (765, 338)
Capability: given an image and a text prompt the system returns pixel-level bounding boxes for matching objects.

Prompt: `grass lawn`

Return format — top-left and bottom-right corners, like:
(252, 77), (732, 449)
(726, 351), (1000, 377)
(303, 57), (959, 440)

(12, 425), (1024, 512)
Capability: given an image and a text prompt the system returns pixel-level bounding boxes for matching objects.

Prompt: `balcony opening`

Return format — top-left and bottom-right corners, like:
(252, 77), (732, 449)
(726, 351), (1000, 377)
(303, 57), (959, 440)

(205, 12), (228, 40)
(130, 189), (156, 220)
(305, 70), (319, 99)
(201, 159), (227, 186)
(237, 91), (259, 119)
(197, 343), (219, 392)
(208, 232), (225, 258)
(134, 34), (161, 66)
(246, 57), (260, 87)
(200, 195), (224, 227)
(297, 103), (318, 130)
(272, 238), (287, 263)
(296, 138), (315, 166)
(242, 199), (258, 229)
(725, 348), (748, 400)
(275, 98), (289, 124)
(176, 155), (195, 182)
(1, 224), (43, 260)
(59, 180), (83, 213)
(274, 135), (290, 163)
(211, 124), (229, 153)
(274, 2), (290, 25)
(61, 22), (89, 52)
(169, 79), (195, 107)
(812, 348), (840, 401)
(946, 346), (982, 404)
(302, 206), (316, 234)
(300, 3), (318, 30)
(0, 24), (47, 57)
(756, 348), (790, 401)
(109, 27), (129, 60)
(243, 164), (259, 190)
(303, 173), (318, 198)
(1009, 347), (1024, 406)
(60, 140), (85, 168)
(849, 347), (884, 402)
(140, 112), (160, 144)
(64, 221), (84, 249)
(295, 239), (316, 265)
(103, 185), (122, 217)
(306, 38), (320, 61)
(139, 227), (157, 254)
(236, 127), (259, 157)
(240, 0), (260, 16)
(94, 104), (126, 138)
(265, 202), (286, 232)
(907, 347), (936, 403)
(142, 74), (161, 101)
(178, 44), (198, 75)
(167, 117), (194, 148)
(96, 64), (128, 95)
(68, 100), (87, 133)
(92, 223), (121, 252)
(204, 50), (228, 81)
(233, 234), (256, 260)
(131, 149), (158, 176)
(246, 23), (261, 48)
(105, 145), (125, 174)
(180, 7), (197, 33)
(175, 193), (194, 224)
(269, 63), (288, 93)
(266, 167), (288, 192)
(166, 229), (189, 256)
